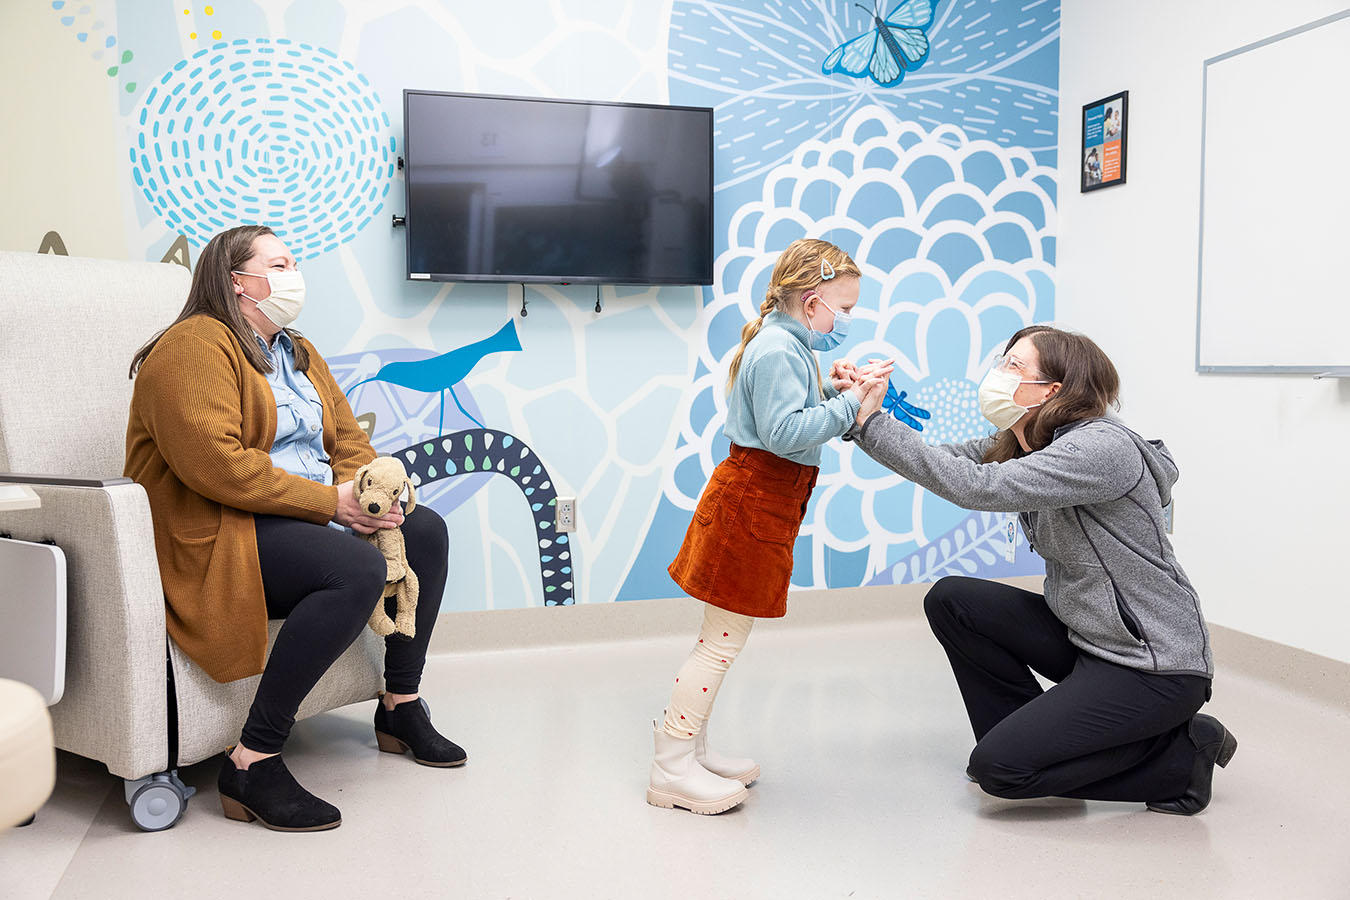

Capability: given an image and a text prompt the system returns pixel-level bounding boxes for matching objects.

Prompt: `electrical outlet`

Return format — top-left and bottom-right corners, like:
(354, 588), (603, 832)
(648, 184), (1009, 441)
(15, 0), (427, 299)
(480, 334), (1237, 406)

(556, 496), (576, 533)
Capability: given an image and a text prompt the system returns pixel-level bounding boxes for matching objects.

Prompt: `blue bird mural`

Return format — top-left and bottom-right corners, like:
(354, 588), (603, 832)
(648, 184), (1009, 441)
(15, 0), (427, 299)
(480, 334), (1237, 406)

(345, 320), (523, 432)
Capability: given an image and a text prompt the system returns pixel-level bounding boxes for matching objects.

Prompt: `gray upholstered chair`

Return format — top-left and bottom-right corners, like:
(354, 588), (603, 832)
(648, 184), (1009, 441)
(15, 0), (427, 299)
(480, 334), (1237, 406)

(0, 250), (383, 831)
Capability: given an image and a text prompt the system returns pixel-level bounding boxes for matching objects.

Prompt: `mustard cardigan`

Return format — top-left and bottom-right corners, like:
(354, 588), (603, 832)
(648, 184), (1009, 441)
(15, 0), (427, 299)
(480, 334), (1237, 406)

(124, 315), (375, 682)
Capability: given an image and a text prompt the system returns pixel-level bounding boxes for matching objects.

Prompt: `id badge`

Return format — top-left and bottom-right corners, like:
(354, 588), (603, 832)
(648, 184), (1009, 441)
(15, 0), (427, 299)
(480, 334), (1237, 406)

(1003, 514), (1017, 563)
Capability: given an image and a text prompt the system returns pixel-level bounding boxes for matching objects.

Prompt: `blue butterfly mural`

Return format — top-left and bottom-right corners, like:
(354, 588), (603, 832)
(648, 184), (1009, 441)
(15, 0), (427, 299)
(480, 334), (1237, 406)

(883, 382), (932, 431)
(822, 0), (936, 87)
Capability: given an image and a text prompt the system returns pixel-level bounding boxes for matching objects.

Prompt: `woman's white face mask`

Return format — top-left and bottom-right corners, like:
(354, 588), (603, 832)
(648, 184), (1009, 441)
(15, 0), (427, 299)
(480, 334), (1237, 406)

(978, 354), (1050, 430)
(232, 269), (306, 329)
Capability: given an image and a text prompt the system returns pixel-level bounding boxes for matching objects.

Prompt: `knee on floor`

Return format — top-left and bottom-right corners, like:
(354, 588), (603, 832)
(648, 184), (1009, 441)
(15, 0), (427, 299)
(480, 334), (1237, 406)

(966, 744), (1035, 799)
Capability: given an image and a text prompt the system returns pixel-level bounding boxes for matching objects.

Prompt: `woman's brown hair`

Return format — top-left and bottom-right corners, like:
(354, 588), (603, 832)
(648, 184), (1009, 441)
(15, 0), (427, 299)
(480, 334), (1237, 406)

(725, 237), (862, 396)
(128, 224), (309, 378)
(984, 325), (1120, 463)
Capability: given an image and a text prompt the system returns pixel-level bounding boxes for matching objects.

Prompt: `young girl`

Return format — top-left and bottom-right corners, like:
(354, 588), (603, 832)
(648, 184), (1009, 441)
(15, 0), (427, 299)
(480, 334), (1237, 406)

(647, 238), (893, 815)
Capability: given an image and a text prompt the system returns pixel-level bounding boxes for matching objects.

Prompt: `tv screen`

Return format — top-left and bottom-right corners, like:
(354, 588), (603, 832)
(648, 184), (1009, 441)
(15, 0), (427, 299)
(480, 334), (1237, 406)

(402, 90), (713, 285)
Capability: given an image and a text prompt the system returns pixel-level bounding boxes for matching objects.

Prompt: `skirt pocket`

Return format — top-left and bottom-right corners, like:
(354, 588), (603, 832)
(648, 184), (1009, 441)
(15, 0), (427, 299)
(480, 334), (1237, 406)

(748, 488), (804, 545)
(694, 462), (740, 525)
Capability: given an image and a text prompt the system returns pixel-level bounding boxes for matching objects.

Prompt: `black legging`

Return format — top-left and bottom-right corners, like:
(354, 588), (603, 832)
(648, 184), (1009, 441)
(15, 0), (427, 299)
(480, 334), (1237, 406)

(239, 506), (449, 754)
(924, 576), (1211, 803)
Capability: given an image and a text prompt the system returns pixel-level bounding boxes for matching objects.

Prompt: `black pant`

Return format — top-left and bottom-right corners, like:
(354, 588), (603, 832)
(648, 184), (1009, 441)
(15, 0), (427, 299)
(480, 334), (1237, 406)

(239, 506), (449, 754)
(923, 576), (1210, 803)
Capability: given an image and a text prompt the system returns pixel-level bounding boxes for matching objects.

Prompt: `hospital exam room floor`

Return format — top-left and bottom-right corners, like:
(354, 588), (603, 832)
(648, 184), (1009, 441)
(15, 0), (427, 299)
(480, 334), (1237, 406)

(3, 612), (1348, 900)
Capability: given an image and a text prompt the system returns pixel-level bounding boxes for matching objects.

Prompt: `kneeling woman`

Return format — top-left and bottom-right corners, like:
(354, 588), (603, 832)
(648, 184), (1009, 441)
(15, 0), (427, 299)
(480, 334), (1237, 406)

(848, 325), (1235, 815)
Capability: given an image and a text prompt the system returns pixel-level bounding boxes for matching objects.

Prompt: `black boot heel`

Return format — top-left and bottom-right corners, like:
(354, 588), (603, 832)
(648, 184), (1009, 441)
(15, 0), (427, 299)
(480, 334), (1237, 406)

(373, 695), (467, 767)
(1216, 728), (1238, 768)
(1146, 714), (1237, 817)
(217, 752), (341, 832)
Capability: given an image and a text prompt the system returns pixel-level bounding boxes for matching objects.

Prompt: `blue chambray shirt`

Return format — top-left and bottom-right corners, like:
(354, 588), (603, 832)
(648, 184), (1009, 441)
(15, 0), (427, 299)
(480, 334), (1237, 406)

(254, 330), (332, 486)
(254, 332), (348, 531)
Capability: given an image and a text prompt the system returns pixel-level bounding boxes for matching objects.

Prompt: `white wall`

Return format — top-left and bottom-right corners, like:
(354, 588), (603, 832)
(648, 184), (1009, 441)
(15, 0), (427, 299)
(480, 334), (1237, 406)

(1058, 0), (1350, 663)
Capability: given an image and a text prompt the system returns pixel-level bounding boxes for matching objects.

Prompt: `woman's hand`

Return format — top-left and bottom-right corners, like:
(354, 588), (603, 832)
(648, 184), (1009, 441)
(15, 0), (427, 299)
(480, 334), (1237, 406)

(829, 359), (858, 393)
(334, 479), (405, 535)
(851, 358), (894, 427)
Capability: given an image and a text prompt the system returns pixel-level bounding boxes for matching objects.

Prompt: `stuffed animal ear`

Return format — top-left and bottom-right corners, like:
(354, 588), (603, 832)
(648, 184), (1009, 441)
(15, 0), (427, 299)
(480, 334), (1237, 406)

(402, 476), (417, 515)
(354, 462), (372, 495)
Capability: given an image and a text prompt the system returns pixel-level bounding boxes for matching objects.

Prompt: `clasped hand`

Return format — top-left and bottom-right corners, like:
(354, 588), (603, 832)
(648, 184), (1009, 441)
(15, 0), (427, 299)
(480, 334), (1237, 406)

(334, 479), (405, 535)
(830, 357), (897, 427)
(830, 357), (894, 398)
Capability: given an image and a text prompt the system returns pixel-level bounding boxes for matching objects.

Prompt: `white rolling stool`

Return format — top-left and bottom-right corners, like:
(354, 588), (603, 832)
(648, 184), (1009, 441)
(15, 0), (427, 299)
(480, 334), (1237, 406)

(0, 678), (54, 829)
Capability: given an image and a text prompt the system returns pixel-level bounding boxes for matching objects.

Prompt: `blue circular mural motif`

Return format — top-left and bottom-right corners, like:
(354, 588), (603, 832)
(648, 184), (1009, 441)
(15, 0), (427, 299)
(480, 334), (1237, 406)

(129, 39), (395, 259)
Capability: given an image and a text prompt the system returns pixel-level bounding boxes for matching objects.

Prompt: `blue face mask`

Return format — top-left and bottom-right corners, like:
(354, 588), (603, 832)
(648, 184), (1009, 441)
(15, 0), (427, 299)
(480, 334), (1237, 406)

(805, 294), (851, 351)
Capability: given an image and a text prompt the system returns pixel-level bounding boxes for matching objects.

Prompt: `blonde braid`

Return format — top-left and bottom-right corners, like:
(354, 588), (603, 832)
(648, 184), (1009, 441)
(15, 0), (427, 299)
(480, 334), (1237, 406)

(725, 292), (779, 395)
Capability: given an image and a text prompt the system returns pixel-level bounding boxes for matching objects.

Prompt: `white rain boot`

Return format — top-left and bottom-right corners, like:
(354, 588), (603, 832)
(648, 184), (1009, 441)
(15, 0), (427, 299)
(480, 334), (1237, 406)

(647, 725), (748, 815)
(695, 724), (760, 787)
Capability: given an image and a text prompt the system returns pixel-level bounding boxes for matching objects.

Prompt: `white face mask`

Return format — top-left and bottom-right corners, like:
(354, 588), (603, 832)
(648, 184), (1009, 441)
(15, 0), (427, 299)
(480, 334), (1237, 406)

(233, 269), (306, 329)
(977, 364), (1050, 431)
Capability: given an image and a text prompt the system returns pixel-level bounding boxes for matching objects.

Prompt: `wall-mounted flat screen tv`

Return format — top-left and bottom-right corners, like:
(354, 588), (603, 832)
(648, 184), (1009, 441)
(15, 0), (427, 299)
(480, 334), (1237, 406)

(402, 90), (713, 285)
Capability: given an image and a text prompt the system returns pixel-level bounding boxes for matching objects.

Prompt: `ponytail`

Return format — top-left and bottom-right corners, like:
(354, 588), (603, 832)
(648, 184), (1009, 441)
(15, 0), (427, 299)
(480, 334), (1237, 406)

(726, 296), (776, 395)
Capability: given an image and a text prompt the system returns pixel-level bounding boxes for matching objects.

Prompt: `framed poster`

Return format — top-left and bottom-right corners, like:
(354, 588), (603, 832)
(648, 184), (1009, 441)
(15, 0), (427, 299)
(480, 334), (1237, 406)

(1081, 91), (1128, 192)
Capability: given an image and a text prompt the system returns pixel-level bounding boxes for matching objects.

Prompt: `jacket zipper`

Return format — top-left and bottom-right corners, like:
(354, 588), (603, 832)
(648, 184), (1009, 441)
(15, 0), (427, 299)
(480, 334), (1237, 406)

(1113, 584), (1158, 668)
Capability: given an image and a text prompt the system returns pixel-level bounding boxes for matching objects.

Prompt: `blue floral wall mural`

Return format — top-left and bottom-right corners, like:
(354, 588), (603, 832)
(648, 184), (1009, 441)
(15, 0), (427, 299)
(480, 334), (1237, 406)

(618, 0), (1059, 600)
(10, 0), (1058, 610)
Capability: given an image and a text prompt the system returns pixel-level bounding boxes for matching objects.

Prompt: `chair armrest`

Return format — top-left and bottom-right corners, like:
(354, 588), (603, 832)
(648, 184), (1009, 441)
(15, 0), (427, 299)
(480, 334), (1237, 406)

(0, 473), (135, 488)
(0, 474), (169, 780)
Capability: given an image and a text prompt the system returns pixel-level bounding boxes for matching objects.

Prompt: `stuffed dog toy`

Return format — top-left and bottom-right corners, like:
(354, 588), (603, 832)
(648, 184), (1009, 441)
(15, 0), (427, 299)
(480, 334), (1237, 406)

(353, 456), (419, 641)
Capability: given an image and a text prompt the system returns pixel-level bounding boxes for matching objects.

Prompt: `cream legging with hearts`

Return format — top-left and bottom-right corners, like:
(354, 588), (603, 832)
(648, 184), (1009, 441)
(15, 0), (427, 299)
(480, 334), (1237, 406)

(662, 603), (755, 740)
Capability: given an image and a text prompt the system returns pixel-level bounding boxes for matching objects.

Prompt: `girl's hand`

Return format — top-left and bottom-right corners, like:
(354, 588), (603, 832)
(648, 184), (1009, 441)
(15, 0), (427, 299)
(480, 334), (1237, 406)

(334, 479), (405, 535)
(855, 357), (895, 380)
(829, 359), (858, 392)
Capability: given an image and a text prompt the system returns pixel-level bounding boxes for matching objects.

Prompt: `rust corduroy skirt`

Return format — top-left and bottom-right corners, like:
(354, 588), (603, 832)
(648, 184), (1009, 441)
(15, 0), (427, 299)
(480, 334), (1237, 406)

(668, 444), (819, 618)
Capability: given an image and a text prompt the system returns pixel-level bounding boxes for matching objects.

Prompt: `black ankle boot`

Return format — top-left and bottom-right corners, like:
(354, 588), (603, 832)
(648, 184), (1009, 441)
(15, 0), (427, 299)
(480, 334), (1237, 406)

(374, 695), (467, 767)
(1146, 714), (1238, 816)
(217, 752), (341, 832)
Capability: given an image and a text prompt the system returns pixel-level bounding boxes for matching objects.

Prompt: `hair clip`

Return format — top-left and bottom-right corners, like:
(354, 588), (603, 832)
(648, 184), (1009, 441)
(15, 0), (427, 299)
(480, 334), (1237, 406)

(820, 258), (835, 281)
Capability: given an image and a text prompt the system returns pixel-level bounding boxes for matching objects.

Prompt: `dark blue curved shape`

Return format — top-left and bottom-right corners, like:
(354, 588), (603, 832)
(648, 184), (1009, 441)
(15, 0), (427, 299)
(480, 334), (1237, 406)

(394, 429), (575, 606)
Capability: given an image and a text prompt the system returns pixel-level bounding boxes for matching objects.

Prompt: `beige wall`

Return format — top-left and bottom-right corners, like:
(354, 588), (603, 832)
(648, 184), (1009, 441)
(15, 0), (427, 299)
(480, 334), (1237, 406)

(0, 2), (129, 259)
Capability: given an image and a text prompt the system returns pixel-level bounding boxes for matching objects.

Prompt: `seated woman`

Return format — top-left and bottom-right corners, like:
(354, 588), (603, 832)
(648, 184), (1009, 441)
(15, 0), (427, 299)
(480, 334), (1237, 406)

(125, 225), (464, 833)
(848, 325), (1235, 815)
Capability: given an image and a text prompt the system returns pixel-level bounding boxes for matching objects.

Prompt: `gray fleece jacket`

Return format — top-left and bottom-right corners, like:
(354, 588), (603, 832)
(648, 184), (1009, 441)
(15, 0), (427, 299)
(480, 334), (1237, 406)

(849, 413), (1213, 678)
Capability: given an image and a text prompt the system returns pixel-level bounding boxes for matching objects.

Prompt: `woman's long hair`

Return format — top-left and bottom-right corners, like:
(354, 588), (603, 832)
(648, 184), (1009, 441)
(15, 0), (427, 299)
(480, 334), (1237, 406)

(983, 325), (1120, 463)
(128, 224), (309, 377)
(725, 237), (862, 396)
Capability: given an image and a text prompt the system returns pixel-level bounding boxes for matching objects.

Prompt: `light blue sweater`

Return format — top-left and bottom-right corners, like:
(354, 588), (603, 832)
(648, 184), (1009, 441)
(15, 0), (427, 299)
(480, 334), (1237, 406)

(723, 310), (862, 467)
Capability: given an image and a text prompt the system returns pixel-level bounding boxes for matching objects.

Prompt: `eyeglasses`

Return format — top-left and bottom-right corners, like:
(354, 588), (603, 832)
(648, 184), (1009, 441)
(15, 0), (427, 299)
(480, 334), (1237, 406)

(993, 353), (1045, 381)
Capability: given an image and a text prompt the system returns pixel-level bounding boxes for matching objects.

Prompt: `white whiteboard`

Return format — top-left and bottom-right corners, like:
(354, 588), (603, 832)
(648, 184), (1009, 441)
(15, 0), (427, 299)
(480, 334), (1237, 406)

(1197, 10), (1350, 372)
